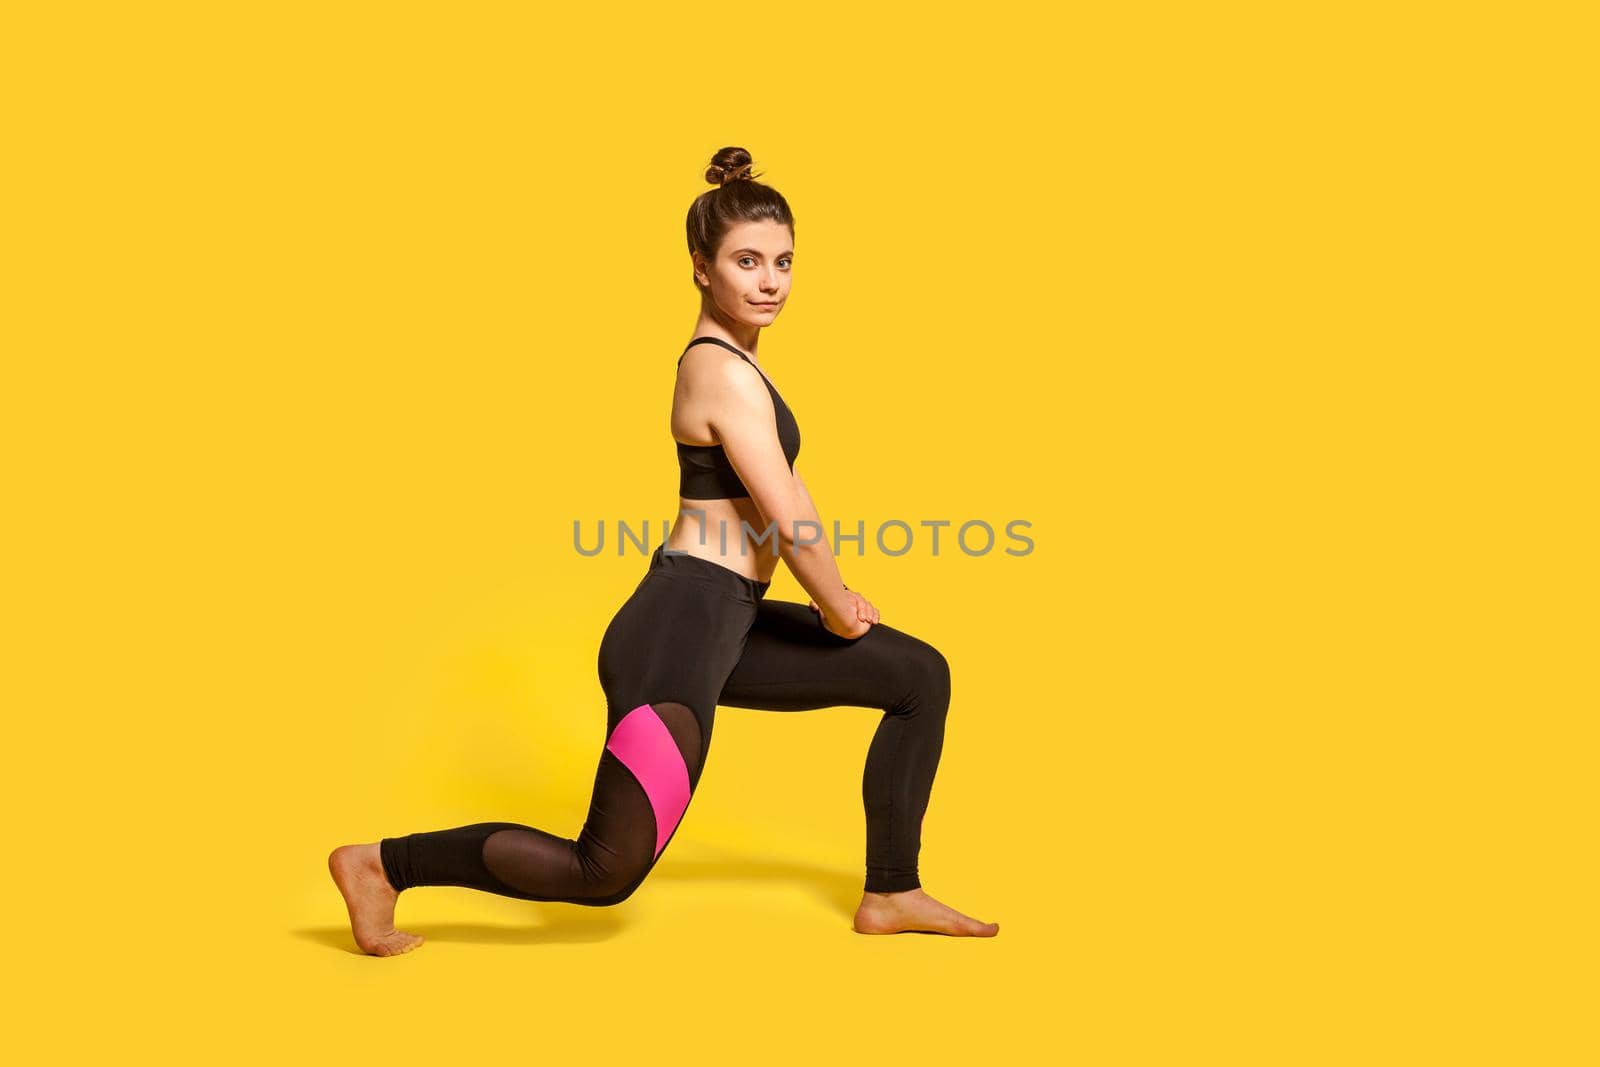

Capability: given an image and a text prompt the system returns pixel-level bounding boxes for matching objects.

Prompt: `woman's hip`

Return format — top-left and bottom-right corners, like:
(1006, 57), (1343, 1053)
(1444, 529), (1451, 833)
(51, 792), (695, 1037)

(596, 553), (762, 718)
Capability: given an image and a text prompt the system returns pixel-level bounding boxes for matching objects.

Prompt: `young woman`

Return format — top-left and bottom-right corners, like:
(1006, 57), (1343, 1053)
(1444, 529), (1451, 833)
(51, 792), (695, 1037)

(330, 147), (999, 954)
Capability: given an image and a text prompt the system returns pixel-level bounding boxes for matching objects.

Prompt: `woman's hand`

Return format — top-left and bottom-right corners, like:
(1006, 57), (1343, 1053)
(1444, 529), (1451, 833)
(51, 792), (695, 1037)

(809, 590), (880, 638)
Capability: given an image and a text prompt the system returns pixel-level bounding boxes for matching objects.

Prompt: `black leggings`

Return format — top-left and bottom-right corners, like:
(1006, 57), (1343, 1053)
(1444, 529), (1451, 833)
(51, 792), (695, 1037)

(380, 544), (951, 902)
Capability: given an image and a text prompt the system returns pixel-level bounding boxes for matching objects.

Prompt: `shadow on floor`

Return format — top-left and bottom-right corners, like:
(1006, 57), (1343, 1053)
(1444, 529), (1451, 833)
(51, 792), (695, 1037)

(300, 848), (863, 952)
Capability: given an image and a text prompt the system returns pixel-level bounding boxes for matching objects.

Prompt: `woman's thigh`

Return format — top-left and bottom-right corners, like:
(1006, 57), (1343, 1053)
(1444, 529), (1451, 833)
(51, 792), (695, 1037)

(718, 599), (947, 712)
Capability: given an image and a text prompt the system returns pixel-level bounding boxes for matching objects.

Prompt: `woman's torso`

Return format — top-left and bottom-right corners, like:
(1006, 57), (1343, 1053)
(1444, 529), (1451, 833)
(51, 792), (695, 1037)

(667, 336), (801, 583)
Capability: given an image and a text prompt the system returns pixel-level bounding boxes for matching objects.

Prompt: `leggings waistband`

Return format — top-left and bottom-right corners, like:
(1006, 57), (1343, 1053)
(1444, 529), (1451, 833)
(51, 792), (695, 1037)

(647, 544), (771, 604)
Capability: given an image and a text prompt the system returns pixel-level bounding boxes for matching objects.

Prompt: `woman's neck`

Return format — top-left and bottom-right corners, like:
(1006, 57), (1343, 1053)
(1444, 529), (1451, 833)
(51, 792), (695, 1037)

(693, 314), (760, 359)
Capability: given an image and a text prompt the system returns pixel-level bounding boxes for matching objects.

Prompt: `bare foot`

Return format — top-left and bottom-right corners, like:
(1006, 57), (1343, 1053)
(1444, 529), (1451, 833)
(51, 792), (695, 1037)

(853, 887), (1000, 936)
(328, 843), (425, 956)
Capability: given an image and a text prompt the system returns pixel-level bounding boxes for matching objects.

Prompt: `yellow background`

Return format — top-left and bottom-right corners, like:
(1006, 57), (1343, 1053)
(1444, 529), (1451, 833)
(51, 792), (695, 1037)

(4, 2), (1593, 1064)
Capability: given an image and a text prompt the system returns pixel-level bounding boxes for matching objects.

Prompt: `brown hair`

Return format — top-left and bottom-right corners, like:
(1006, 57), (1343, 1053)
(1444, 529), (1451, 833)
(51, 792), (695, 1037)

(686, 146), (795, 285)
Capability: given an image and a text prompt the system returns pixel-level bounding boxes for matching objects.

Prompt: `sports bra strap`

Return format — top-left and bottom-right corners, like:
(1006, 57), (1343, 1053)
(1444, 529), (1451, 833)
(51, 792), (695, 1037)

(678, 335), (755, 368)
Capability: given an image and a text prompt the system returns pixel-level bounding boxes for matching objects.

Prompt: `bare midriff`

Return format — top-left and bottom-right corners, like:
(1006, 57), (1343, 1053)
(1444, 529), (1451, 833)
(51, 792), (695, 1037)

(668, 493), (787, 583)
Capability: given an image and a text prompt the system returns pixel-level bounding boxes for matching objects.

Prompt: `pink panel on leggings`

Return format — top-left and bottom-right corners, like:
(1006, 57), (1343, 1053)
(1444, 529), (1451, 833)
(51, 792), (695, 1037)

(605, 703), (692, 859)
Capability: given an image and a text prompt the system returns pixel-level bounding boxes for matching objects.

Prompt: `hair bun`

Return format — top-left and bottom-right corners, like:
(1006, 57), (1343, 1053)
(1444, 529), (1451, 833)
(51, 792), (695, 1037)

(705, 147), (758, 188)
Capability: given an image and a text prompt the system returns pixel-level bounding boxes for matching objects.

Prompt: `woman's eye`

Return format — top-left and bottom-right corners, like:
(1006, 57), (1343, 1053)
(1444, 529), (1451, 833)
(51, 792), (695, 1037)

(739, 257), (754, 267)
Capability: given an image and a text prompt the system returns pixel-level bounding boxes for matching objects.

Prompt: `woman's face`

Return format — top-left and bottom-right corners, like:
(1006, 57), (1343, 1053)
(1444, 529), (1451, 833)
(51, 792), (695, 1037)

(695, 219), (793, 326)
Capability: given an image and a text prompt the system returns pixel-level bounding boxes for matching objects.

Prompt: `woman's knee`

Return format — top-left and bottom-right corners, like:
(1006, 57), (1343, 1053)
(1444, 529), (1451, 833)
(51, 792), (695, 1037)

(920, 643), (951, 706)
(572, 847), (655, 905)
(883, 634), (951, 712)
(584, 867), (649, 906)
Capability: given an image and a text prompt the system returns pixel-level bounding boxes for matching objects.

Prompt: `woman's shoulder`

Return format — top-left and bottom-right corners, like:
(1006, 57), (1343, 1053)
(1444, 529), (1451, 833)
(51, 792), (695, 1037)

(676, 349), (773, 427)
(677, 342), (764, 388)
(678, 337), (750, 366)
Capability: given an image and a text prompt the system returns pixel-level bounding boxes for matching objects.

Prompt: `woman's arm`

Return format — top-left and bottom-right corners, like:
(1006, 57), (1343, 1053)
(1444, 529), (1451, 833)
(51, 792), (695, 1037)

(790, 465), (855, 600)
(793, 467), (879, 627)
(792, 466), (856, 595)
(700, 359), (859, 632)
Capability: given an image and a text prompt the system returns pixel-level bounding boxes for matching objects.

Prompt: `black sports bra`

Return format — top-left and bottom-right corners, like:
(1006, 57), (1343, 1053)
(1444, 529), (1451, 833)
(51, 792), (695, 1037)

(675, 336), (801, 500)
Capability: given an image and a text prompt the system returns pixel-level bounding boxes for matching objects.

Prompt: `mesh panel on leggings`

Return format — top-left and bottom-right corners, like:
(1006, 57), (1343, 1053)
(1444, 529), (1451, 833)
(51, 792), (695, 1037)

(481, 702), (702, 903)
